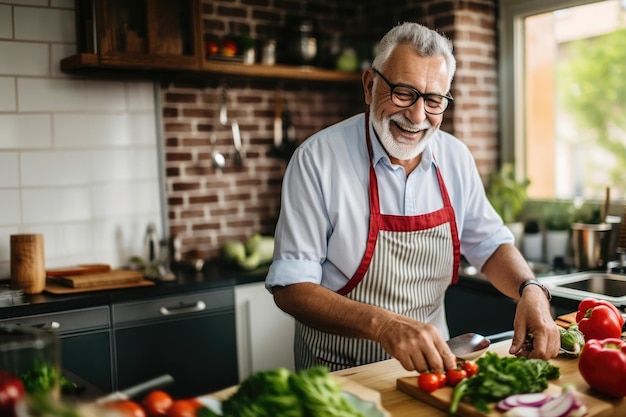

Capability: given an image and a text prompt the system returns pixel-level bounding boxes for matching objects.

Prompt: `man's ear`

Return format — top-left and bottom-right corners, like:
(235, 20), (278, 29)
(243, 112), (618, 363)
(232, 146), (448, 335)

(362, 69), (375, 105)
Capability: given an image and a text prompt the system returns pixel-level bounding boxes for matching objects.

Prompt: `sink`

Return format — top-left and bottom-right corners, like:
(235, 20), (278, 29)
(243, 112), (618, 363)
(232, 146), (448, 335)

(541, 272), (626, 306)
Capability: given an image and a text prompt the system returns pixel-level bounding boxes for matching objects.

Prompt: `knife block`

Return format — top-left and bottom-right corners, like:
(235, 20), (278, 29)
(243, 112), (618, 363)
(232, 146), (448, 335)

(11, 234), (46, 294)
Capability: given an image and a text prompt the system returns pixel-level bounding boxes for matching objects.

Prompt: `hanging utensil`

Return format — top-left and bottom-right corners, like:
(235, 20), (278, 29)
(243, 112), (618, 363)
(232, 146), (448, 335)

(219, 89), (228, 126)
(231, 120), (243, 166)
(273, 90), (283, 149)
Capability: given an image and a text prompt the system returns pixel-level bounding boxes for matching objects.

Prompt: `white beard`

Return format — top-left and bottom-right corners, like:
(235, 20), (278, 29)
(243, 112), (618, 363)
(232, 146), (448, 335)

(369, 106), (438, 161)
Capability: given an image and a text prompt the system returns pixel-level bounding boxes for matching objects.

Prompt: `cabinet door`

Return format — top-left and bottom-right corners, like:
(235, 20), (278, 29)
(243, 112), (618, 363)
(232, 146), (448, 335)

(74, 0), (202, 70)
(445, 283), (517, 338)
(113, 290), (238, 398)
(0, 306), (113, 392)
(234, 282), (295, 381)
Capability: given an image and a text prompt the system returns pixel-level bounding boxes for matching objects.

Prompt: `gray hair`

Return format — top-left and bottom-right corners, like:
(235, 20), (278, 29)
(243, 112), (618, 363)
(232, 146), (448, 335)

(372, 22), (456, 91)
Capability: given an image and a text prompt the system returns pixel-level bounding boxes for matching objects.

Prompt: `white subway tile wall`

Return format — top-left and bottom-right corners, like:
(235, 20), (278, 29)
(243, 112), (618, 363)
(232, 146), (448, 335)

(0, 2), (163, 278)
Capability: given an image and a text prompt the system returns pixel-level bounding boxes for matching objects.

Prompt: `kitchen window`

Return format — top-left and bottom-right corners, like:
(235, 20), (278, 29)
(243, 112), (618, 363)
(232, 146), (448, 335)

(499, 0), (626, 200)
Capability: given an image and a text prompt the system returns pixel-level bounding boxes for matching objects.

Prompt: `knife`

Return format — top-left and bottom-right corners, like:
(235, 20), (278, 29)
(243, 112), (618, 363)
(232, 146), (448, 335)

(95, 374), (174, 404)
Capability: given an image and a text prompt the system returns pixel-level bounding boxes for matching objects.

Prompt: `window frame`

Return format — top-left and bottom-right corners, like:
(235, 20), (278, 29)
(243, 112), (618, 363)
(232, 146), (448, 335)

(498, 0), (602, 181)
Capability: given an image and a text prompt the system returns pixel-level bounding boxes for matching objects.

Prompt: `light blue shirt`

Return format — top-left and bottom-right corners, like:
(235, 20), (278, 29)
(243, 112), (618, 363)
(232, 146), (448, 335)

(266, 113), (513, 292)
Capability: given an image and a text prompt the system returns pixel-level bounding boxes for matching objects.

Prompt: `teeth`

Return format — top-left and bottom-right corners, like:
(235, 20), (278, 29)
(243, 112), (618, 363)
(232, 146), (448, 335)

(395, 121), (419, 133)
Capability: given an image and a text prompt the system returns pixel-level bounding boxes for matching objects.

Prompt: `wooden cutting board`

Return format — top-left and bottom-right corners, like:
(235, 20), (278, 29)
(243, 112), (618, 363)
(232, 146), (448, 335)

(396, 349), (616, 417)
(47, 269), (145, 288)
(45, 278), (154, 294)
(46, 264), (112, 277)
(397, 377), (613, 417)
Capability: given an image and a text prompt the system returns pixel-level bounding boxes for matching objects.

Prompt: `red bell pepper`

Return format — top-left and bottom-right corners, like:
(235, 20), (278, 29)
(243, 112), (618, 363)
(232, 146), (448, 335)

(578, 338), (626, 398)
(575, 298), (624, 341)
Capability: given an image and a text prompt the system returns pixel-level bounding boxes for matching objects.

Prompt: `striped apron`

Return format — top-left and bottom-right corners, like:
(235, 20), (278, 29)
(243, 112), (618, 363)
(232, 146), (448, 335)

(294, 114), (461, 371)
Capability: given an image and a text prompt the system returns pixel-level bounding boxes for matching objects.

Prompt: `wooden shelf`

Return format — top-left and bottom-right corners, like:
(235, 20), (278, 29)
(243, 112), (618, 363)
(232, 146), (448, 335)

(61, 53), (363, 83)
(202, 59), (361, 83)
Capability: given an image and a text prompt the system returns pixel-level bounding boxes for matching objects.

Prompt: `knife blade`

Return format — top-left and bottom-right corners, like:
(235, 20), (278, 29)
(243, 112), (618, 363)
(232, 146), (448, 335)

(95, 374), (174, 404)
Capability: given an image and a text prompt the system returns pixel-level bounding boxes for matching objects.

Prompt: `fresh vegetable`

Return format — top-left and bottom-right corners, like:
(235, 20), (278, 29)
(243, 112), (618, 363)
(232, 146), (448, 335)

(499, 386), (588, 417)
(19, 361), (76, 396)
(446, 367), (468, 387)
(558, 323), (585, 357)
(142, 390), (174, 417)
(202, 366), (366, 417)
(578, 337), (626, 398)
(220, 240), (246, 264)
(459, 360), (479, 377)
(0, 370), (25, 417)
(104, 399), (147, 417)
(448, 352), (560, 415)
(418, 372), (442, 393)
(576, 298), (624, 341)
(220, 234), (274, 270)
(435, 372), (447, 388)
(166, 399), (201, 417)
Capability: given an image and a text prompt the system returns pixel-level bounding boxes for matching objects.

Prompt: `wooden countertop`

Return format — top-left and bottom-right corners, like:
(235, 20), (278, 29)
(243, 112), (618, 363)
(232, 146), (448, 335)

(332, 340), (624, 416)
(209, 338), (624, 416)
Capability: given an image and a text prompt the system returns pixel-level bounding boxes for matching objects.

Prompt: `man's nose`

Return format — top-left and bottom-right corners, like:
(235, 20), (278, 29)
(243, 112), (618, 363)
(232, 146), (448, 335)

(404, 97), (428, 124)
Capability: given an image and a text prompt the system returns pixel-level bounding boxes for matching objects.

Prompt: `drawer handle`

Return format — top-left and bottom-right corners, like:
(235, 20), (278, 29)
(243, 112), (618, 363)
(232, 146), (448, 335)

(159, 301), (206, 316)
(16, 321), (60, 330)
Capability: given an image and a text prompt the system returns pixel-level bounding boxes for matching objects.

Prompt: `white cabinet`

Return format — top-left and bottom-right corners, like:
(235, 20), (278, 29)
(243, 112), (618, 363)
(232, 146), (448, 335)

(234, 281), (295, 380)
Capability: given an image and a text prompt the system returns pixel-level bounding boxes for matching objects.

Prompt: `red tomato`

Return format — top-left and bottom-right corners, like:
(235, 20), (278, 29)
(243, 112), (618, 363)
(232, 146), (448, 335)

(446, 367), (468, 387)
(435, 372), (447, 388)
(417, 372), (441, 393)
(460, 360), (479, 377)
(166, 399), (200, 417)
(104, 400), (146, 417)
(0, 370), (26, 417)
(142, 390), (173, 417)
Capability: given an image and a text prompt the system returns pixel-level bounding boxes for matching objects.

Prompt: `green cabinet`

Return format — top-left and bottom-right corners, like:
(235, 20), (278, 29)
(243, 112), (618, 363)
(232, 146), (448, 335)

(0, 306), (113, 392)
(112, 288), (238, 397)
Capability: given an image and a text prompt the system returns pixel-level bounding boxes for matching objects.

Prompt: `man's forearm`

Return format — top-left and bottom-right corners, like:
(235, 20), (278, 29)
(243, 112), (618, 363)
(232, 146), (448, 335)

(272, 282), (393, 341)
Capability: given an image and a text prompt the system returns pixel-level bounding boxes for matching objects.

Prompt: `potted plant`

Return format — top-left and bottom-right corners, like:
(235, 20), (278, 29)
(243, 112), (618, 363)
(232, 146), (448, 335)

(543, 200), (573, 266)
(485, 162), (530, 248)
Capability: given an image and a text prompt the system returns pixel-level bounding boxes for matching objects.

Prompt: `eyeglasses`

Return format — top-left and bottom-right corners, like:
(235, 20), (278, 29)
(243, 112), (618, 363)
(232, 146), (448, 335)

(372, 68), (453, 115)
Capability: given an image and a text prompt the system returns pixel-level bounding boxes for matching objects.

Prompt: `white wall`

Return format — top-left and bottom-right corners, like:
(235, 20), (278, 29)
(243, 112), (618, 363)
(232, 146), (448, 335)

(0, 0), (163, 278)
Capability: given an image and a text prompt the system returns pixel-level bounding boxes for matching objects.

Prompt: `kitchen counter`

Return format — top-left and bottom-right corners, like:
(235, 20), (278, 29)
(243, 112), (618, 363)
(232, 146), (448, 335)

(0, 261), (269, 319)
(331, 339), (624, 416)
(207, 338), (624, 415)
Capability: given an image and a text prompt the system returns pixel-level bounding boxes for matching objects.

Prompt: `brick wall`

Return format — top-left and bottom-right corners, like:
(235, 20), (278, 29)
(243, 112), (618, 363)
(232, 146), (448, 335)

(162, 0), (498, 260)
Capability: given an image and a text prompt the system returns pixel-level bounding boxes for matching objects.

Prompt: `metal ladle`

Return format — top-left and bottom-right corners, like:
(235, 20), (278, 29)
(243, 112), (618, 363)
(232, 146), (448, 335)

(211, 92), (229, 169)
(211, 134), (225, 169)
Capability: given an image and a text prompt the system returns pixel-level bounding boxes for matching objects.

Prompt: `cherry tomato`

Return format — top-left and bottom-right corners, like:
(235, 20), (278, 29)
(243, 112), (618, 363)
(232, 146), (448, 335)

(104, 400), (146, 417)
(166, 399), (200, 417)
(417, 372), (441, 393)
(435, 372), (447, 388)
(460, 360), (479, 377)
(446, 367), (468, 387)
(142, 390), (173, 417)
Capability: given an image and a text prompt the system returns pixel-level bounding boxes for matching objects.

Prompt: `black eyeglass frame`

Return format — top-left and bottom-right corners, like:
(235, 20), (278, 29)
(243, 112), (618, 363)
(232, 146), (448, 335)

(371, 67), (454, 115)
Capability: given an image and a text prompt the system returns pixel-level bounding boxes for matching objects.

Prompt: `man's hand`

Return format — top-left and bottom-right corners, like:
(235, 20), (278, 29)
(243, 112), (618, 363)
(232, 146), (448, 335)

(509, 284), (560, 359)
(375, 313), (458, 373)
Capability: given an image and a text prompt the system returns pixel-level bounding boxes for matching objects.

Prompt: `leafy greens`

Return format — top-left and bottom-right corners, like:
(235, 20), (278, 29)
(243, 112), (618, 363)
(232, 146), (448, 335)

(198, 366), (366, 417)
(449, 352), (560, 414)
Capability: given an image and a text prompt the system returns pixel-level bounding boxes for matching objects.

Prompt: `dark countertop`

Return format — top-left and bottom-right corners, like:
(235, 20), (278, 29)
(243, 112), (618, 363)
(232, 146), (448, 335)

(0, 261), (269, 319)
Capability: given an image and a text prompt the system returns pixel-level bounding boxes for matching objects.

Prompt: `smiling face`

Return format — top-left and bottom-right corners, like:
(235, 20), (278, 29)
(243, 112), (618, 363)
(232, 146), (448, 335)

(363, 43), (450, 170)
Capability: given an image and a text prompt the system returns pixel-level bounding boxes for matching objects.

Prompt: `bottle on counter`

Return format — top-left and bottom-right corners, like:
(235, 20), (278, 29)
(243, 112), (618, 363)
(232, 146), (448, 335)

(143, 223), (160, 277)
